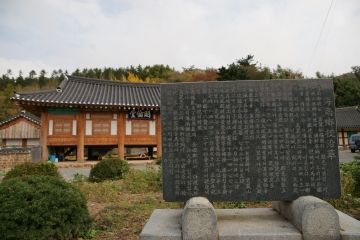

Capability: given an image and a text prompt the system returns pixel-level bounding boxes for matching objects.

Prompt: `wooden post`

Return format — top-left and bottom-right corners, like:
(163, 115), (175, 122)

(156, 112), (162, 158)
(118, 112), (125, 159)
(77, 111), (85, 162)
(2, 139), (6, 148)
(41, 110), (48, 161)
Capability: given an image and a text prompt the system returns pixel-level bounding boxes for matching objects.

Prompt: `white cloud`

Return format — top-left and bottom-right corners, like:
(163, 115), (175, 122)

(0, 0), (359, 77)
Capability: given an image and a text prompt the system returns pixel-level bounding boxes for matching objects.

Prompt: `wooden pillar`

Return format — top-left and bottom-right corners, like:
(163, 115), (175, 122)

(118, 112), (125, 159)
(77, 111), (85, 162)
(156, 112), (162, 158)
(41, 109), (48, 161)
(2, 139), (6, 148)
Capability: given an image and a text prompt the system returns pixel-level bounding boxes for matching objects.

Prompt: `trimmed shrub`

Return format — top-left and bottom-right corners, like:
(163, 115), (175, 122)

(89, 158), (130, 182)
(342, 159), (360, 197)
(3, 162), (61, 181)
(0, 175), (92, 240)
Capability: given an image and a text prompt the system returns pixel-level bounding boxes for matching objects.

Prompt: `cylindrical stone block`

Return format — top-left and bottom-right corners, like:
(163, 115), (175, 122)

(182, 197), (218, 240)
(273, 196), (340, 240)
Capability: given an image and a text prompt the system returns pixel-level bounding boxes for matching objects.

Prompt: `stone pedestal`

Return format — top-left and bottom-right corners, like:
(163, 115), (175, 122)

(182, 197), (218, 240)
(140, 196), (360, 240)
(273, 196), (340, 240)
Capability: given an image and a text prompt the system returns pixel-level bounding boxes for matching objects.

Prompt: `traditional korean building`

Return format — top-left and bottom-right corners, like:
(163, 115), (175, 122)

(0, 110), (41, 148)
(336, 106), (360, 147)
(11, 75), (161, 162)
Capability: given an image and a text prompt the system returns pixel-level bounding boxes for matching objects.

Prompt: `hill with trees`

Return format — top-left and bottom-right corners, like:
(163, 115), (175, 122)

(0, 56), (359, 121)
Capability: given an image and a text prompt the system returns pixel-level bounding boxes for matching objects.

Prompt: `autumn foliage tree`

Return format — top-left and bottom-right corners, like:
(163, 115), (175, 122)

(187, 69), (218, 82)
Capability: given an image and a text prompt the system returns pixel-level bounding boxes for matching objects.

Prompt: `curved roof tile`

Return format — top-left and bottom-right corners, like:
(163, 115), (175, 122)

(0, 110), (41, 126)
(12, 75), (160, 108)
(336, 106), (360, 128)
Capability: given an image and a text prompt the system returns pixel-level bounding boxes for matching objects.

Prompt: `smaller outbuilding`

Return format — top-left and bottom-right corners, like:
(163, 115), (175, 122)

(336, 106), (360, 147)
(0, 110), (41, 148)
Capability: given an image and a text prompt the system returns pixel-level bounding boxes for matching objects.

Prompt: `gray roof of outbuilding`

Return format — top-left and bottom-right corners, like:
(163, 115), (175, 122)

(0, 110), (41, 126)
(336, 106), (360, 128)
(12, 75), (161, 108)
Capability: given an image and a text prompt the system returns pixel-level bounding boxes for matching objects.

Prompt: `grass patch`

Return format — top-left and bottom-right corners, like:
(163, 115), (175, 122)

(91, 195), (181, 239)
(122, 165), (162, 193)
(73, 180), (123, 203)
(73, 163), (360, 239)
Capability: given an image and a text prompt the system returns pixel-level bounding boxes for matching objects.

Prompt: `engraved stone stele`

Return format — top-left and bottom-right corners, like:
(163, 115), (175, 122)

(140, 79), (360, 240)
(182, 197), (218, 240)
(161, 79), (341, 202)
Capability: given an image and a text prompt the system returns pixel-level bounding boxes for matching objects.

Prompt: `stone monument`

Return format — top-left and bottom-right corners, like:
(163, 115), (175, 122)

(140, 79), (360, 240)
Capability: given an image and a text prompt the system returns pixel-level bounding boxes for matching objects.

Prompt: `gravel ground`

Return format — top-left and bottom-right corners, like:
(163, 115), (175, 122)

(339, 149), (359, 163)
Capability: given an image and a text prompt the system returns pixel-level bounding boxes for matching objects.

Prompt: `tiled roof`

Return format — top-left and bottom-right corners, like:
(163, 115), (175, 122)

(12, 75), (161, 108)
(336, 106), (360, 128)
(0, 147), (32, 153)
(0, 110), (41, 126)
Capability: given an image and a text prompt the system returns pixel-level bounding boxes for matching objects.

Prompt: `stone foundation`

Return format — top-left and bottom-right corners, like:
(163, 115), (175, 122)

(140, 196), (360, 240)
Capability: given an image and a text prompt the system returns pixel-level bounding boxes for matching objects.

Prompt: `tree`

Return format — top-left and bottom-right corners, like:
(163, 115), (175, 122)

(271, 65), (303, 79)
(121, 72), (144, 83)
(16, 71), (25, 87)
(351, 66), (360, 80)
(217, 55), (305, 81)
(0, 74), (13, 91)
(72, 68), (81, 76)
(29, 70), (37, 79)
(217, 55), (257, 81)
(0, 84), (21, 121)
(182, 65), (196, 72)
(237, 55), (257, 67)
(217, 62), (248, 81)
(38, 69), (48, 88)
(188, 69), (218, 82)
(6, 69), (12, 77)
(333, 66), (360, 107)
(51, 70), (58, 78)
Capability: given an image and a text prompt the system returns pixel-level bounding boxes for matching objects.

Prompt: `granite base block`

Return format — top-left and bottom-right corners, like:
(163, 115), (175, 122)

(336, 210), (360, 240)
(273, 196), (340, 240)
(140, 208), (360, 240)
(182, 197), (218, 240)
(140, 209), (182, 240)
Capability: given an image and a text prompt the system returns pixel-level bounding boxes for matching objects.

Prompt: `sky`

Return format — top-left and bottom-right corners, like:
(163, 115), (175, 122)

(0, 0), (359, 78)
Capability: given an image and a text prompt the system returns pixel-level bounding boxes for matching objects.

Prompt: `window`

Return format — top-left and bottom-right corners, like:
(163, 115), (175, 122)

(90, 114), (112, 135)
(132, 120), (149, 135)
(54, 120), (72, 134)
(93, 121), (110, 135)
(338, 131), (349, 146)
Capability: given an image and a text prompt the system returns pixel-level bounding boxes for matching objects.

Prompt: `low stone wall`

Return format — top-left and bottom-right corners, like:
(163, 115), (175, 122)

(0, 148), (32, 171)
